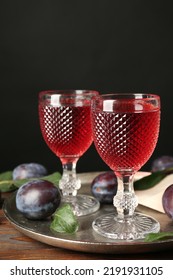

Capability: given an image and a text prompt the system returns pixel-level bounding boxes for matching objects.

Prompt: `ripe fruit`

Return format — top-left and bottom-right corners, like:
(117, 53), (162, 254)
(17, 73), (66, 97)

(151, 156), (173, 172)
(91, 171), (117, 204)
(16, 180), (61, 220)
(13, 163), (48, 180)
(162, 185), (173, 219)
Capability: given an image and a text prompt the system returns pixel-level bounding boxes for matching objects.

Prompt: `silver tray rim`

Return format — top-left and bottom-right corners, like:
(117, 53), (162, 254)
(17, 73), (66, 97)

(3, 171), (173, 255)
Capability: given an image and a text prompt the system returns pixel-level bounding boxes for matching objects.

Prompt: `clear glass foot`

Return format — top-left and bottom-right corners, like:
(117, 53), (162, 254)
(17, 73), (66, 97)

(62, 194), (100, 216)
(59, 161), (100, 216)
(92, 212), (160, 240)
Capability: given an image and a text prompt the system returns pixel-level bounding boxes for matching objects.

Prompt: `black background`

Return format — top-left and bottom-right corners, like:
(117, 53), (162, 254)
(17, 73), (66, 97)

(1, 0), (173, 175)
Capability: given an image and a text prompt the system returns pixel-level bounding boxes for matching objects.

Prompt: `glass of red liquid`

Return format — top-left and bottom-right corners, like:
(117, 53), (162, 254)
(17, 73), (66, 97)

(91, 93), (161, 240)
(38, 90), (100, 216)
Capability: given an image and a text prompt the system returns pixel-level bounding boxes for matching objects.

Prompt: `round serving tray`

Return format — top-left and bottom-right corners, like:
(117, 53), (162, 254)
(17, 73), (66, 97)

(3, 172), (173, 254)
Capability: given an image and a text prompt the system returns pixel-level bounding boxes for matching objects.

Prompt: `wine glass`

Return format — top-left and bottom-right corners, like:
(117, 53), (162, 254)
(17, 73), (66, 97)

(38, 90), (100, 216)
(91, 93), (161, 240)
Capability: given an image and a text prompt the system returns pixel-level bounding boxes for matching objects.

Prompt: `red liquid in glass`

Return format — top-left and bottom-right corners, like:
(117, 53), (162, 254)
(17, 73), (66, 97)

(92, 101), (160, 173)
(39, 105), (93, 164)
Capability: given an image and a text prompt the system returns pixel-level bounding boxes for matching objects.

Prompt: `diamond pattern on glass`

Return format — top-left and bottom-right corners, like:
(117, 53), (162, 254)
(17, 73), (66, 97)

(39, 105), (93, 159)
(93, 111), (160, 172)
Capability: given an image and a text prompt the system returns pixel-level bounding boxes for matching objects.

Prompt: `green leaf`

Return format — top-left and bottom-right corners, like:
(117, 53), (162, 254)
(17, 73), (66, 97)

(0, 171), (17, 192)
(0, 171), (61, 192)
(41, 172), (61, 187)
(134, 171), (167, 190)
(144, 232), (173, 242)
(0, 171), (13, 181)
(50, 204), (79, 234)
(13, 172), (61, 189)
(134, 167), (173, 191)
(0, 181), (17, 192)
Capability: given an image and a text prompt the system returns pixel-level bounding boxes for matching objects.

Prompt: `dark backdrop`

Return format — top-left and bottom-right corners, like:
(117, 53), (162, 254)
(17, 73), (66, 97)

(1, 0), (173, 174)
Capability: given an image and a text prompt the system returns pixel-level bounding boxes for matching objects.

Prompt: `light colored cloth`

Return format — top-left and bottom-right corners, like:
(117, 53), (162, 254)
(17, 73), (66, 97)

(135, 172), (173, 213)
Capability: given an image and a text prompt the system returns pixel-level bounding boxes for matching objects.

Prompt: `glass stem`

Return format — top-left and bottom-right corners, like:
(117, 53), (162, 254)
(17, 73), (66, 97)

(59, 162), (81, 197)
(113, 173), (138, 221)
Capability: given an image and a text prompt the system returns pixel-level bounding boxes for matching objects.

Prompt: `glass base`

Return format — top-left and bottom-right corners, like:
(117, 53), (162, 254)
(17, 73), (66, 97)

(92, 212), (160, 240)
(62, 194), (100, 216)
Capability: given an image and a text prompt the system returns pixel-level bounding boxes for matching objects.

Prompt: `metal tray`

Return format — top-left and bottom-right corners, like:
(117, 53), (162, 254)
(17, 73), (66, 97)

(3, 172), (173, 254)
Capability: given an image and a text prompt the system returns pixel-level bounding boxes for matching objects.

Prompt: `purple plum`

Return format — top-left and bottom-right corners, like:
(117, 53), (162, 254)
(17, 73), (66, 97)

(162, 184), (173, 219)
(16, 180), (61, 220)
(13, 163), (48, 180)
(91, 171), (117, 204)
(151, 156), (173, 172)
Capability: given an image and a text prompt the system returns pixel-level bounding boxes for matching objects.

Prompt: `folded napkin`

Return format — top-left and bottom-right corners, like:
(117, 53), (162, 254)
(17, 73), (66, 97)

(135, 172), (173, 213)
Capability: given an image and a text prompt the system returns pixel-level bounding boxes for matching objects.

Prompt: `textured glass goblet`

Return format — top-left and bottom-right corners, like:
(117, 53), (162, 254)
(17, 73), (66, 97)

(38, 90), (100, 216)
(91, 93), (161, 240)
